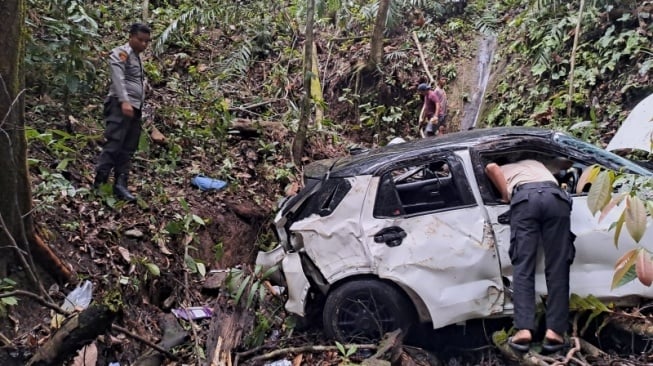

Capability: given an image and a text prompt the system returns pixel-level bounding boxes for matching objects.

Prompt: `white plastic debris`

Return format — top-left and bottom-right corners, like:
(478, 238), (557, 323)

(51, 280), (94, 328)
(264, 360), (292, 366)
(61, 280), (93, 311)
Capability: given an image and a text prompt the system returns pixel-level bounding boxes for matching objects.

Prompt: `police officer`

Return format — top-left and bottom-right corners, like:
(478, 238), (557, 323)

(93, 23), (151, 202)
(485, 158), (574, 353)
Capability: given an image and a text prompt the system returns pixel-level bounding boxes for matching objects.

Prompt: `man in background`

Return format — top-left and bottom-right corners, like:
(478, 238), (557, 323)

(433, 77), (448, 135)
(417, 83), (439, 137)
(93, 23), (151, 202)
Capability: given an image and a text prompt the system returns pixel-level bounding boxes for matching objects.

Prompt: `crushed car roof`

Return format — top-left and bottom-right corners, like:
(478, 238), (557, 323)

(323, 127), (555, 177)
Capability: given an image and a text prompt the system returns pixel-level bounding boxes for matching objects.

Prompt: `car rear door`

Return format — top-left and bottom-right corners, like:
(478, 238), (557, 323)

(361, 151), (505, 329)
(472, 142), (653, 304)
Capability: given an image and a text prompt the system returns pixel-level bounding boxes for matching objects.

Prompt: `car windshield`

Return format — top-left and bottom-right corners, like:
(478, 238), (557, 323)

(554, 133), (653, 176)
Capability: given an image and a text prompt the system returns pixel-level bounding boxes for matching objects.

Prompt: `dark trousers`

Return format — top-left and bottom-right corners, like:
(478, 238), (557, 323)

(509, 182), (574, 335)
(96, 97), (142, 177)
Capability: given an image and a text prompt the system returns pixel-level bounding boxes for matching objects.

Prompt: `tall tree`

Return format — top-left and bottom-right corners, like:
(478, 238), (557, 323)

(367, 0), (391, 69)
(0, 0), (72, 288)
(292, 0), (316, 164)
(0, 0), (31, 279)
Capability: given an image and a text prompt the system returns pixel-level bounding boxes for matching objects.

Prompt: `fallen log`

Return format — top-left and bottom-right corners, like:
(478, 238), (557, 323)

(228, 118), (288, 138)
(26, 304), (117, 366)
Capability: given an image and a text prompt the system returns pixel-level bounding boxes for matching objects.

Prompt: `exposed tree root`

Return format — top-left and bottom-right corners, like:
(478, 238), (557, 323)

(609, 314), (653, 338)
(30, 232), (75, 284)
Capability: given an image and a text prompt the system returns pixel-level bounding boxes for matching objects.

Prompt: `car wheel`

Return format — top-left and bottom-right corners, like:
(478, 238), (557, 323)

(322, 279), (415, 343)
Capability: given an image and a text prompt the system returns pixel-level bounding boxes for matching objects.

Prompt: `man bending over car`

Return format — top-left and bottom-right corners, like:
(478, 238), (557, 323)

(485, 158), (575, 353)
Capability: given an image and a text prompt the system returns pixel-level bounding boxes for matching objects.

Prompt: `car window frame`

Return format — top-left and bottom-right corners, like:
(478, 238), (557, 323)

(470, 134), (652, 204)
(373, 152), (476, 218)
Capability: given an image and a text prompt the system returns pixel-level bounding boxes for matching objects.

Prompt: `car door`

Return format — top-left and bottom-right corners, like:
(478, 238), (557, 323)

(360, 152), (505, 329)
(472, 143), (653, 304)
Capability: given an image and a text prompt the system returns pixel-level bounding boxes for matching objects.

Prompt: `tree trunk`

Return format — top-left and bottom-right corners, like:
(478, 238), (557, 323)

(0, 0), (29, 278)
(0, 0), (74, 285)
(206, 301), (255, 366)
(367, 0), (391, 69)
(291, 0), (315, 165)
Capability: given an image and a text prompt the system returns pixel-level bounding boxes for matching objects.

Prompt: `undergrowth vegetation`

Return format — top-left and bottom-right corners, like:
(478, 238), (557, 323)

(6, 0), (653, 364)
(481, 0), (652, 144)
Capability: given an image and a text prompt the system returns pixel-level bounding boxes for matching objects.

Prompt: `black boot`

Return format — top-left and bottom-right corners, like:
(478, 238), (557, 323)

(93, 170), (110, 189)
(113, 174), (136, 202)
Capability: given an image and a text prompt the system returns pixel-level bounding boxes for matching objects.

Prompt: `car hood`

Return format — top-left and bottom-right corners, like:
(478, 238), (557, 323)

(606, 93), (653, 153)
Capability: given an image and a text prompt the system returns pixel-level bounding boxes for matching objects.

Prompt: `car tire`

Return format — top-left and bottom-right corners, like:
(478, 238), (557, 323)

(322, 279), (415, 343)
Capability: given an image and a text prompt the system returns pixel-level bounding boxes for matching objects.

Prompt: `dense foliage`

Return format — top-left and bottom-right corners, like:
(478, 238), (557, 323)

(6, 0), (653, 364)
(482, 0), (652, 143)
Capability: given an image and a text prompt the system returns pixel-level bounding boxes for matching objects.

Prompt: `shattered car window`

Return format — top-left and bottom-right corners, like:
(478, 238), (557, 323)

(554, 134), (652, 175)
(375, 159), (471, 216)
(294, 177), (352, 220)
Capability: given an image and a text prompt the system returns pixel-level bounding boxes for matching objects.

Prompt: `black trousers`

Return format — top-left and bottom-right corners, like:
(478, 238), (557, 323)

(509, 181), (574, 335)
(96, 97), (142, 177)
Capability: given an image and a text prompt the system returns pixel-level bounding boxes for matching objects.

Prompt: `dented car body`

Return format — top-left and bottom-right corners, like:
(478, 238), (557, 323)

(257, 127), (653, 342)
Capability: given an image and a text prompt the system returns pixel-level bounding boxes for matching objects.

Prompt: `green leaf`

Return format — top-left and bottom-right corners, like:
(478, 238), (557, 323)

(1, 297), (18, 306)
(261, 265), (279, 280)
(612, 248), (638, 289)
(165, 221), (184, 234)
(196, 262), (206, 278)
(191, 214), (205, 226)
(234, 274), (251, 305)
(614, 264), (638, 289)
(145, 262), (161, 277)
(184, 254), (198, 272)
(346, 344), (357, 357)
(335, 341), (345, 355)
(246, 281), (260, 309)
(587, 171), (613, 215)
(625, 195), (647, 243)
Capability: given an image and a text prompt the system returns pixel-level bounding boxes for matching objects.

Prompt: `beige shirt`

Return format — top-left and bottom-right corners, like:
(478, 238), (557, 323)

(500, 159), (557, 197)
(108, 43), (144, 109)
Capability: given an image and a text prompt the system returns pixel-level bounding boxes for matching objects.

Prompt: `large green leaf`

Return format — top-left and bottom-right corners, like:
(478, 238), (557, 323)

(625, 195), (647, 243)
(587, 171), (613, 215)
(612, 248), (638, 289)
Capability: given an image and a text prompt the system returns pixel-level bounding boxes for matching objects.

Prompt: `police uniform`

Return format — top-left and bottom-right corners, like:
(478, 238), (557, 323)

(95, 43), (144, 200)
(501, 159), (575, 338)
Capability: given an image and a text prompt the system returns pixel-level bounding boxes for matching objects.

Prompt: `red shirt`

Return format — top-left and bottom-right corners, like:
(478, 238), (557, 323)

(422, 90), (439, 118)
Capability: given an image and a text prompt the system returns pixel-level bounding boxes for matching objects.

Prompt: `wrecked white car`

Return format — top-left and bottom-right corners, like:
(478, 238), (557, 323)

(257, 127), (653, 342)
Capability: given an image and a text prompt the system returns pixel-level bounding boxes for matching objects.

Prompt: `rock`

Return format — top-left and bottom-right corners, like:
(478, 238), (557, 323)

(125, 229), (144, 238)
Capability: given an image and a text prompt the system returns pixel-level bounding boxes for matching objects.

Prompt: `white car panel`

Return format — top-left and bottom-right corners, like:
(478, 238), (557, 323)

(360, 177), (504, 328)
(289, 176), (374, 283)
